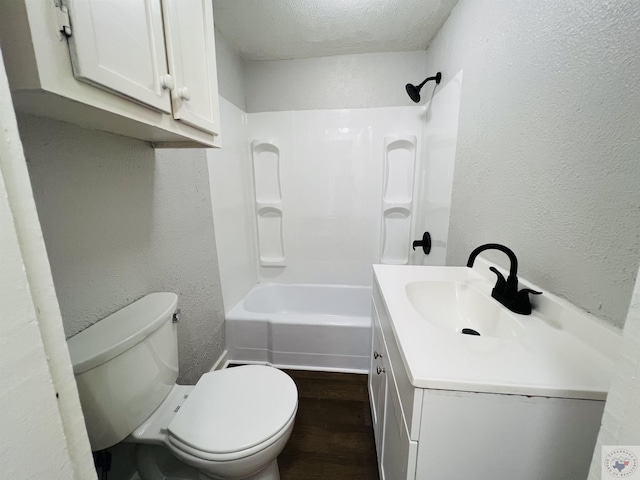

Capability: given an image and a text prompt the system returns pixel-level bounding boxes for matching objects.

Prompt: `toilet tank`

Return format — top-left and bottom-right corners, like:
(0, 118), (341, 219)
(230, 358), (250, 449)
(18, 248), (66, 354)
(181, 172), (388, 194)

(67, 293), (179, 451)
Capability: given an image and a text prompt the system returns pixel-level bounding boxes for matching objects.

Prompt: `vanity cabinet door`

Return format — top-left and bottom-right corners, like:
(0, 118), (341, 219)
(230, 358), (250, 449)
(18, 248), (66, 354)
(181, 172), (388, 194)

(368, 301), (387, 459)
(161, 0), (220, 135)
(65, 0), (172, 113)
(381, 369), (418, 480)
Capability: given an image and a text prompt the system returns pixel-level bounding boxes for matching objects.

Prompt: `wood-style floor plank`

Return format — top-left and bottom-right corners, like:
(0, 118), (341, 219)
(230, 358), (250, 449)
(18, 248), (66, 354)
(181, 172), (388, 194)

(279, 369), (379, 480)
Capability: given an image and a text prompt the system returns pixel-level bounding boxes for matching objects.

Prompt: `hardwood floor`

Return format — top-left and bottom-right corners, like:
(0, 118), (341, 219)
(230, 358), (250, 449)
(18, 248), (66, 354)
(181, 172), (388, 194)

(278, 370), (379, 480)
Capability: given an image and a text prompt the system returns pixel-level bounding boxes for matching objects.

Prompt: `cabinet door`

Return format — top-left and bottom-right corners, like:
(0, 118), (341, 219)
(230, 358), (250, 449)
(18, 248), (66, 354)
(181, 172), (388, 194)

(369, 303), (387, 458)
(161, 0), (220, 135)
(65, 0), (172, 113)
(381, 369), (418, 480)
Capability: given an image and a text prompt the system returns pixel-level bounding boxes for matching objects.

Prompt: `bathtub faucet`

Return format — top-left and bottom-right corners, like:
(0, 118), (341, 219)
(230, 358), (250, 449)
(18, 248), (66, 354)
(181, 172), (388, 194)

(466, 243), (541, 315)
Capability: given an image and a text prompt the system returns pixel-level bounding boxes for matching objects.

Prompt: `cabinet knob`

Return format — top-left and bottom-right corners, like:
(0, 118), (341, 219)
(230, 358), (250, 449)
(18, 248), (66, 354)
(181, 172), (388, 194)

(376, 366), (385, 375)
(177, 87), (192, 101)
(374, 351), (382, 359)
(160, 74), (175, 91)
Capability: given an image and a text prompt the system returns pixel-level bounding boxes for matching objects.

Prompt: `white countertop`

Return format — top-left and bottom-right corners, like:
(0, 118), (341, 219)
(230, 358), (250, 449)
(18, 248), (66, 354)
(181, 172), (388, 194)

(373, 258), (623, 400)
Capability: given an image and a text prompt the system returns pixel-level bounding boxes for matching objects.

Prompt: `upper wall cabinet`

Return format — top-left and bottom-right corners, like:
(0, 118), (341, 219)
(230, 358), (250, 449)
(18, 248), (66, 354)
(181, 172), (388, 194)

(0, 0), (221, 148)
(66, 0), (173, 114)
(162, 0), (219, 134)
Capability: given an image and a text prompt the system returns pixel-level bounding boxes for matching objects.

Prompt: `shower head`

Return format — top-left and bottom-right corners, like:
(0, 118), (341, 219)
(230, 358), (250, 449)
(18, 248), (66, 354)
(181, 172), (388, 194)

(405, 72), (442, 103)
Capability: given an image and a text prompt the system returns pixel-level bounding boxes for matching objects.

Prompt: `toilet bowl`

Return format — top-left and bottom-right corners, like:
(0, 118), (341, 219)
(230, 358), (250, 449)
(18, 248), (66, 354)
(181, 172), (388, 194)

(131, 365), (297, 480)
(166, 411), (296, 480)
(66, 293), (298, 480)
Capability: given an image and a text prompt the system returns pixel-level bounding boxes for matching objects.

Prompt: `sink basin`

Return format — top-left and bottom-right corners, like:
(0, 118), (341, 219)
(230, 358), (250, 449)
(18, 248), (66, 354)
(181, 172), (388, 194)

(405, 281), (525, 338)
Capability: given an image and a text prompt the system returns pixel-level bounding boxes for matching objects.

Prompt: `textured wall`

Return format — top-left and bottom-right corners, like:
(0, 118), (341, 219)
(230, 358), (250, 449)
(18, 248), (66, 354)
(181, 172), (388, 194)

(589, 268), (640, 478)
(18, 115), (225, 384)
(425, 0), (640, 328)
(0, 48), (95, 480)
(245, 50), (430, 112)
(0, 130), (80, 480)
(214, 28), (246, 111)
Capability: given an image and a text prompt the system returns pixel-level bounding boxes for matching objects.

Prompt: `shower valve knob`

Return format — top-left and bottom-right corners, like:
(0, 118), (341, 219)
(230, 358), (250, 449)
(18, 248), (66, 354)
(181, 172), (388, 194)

(412, 232), (432, 254)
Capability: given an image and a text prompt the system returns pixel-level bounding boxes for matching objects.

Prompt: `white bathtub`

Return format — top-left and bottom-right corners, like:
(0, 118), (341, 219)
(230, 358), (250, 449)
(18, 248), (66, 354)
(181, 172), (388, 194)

(226, 283), (372, 373)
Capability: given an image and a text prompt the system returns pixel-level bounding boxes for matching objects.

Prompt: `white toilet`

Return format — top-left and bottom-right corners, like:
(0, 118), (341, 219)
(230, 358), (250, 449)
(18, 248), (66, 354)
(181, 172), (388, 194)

(67, 292), (298, 480)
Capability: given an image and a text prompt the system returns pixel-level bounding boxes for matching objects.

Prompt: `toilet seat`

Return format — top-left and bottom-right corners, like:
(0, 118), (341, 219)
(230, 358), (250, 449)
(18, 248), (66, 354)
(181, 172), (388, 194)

(168, 410), (296, 463)
(167, 366), (298, 462)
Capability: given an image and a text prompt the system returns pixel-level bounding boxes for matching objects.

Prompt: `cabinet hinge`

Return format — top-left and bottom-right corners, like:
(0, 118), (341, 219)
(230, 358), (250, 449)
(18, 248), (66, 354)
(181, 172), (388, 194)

(56, 4), (72, 37)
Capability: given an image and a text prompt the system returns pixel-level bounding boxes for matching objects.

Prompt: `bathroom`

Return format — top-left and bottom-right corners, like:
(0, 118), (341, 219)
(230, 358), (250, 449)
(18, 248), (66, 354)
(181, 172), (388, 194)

(1, 0), (639, 479)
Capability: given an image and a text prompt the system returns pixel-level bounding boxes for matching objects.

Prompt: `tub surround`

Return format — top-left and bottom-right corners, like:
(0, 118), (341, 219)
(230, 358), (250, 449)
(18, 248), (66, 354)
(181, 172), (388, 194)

(208, 50), (461, 313)
(247, 105), (427, 287)
(374, 257), (621, 400)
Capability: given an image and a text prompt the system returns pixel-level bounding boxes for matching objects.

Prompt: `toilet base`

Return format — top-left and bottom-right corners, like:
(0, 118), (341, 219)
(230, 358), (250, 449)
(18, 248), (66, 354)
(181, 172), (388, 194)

(137, 444), (200, 480)
(238, 460), (279, 480)
(136, 444), (281, 480)
(192, 456), (280, 480)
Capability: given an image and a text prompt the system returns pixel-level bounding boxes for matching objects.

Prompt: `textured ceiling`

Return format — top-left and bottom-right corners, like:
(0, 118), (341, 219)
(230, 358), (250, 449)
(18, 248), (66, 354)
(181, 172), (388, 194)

(212, 0), (459, 61)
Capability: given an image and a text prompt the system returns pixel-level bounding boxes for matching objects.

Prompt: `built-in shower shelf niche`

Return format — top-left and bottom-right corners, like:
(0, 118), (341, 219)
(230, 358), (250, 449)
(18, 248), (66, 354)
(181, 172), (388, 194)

(256, 206), (285, 266)
(383, 136), (417, 204)
(251, 140), (282, 203)
(252, 140), (285, 267)
(381, 135), (417, 265)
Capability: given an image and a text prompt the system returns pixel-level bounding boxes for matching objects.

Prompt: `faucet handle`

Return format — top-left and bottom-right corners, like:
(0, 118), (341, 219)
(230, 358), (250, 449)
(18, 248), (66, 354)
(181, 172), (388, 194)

(512, 288), (542, 315)
(519, 288), (542, 296)
(489, 266), (506, 291)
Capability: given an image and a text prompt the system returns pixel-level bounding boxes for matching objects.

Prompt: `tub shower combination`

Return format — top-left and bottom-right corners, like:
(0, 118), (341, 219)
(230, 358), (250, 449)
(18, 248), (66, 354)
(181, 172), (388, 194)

(227, 115), (428, 372)
(226, 283), (372, 373)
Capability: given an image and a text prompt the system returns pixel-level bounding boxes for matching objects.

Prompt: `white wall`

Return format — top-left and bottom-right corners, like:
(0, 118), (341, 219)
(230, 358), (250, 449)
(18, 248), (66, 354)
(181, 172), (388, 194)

(589, 268), (640, 478)
(245, 50), (429, 112)
(0, 46), (95, 480)
(425, 0), (640, 328)
(207, 28), (258, 313)
(207, 97), (258, 311)
(214, 28), (246, 111)
(18, 115), (225, 385)
(412, 70), (462, 266)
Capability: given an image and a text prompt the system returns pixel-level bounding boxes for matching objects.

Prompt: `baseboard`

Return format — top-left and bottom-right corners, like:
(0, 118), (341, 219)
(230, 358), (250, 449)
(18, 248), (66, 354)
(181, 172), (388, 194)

(228, 359), (369, 375)
(228, 347), (370, 374)
(209, 348), (229, 372)
(272, 363), (369, 375)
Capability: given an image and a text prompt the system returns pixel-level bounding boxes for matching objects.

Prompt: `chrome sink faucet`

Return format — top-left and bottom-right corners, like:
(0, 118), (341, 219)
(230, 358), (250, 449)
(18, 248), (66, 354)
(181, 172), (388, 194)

(466, 243), (541, 315)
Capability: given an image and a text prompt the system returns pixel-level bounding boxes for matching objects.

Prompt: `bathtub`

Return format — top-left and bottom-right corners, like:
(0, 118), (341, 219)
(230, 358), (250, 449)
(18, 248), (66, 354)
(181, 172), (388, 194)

(226, 283), (372, 373)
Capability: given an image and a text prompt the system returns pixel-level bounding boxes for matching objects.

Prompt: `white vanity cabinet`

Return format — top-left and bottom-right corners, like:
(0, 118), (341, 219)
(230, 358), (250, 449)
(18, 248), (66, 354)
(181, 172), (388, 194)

(368, 274), (607, 480)
(0, 0), (220, 148)
(369, 290), (420, 480)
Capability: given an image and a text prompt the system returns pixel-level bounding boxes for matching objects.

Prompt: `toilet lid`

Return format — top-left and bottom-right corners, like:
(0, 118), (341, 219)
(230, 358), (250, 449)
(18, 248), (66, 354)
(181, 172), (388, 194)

(167, 366), (298, 455)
